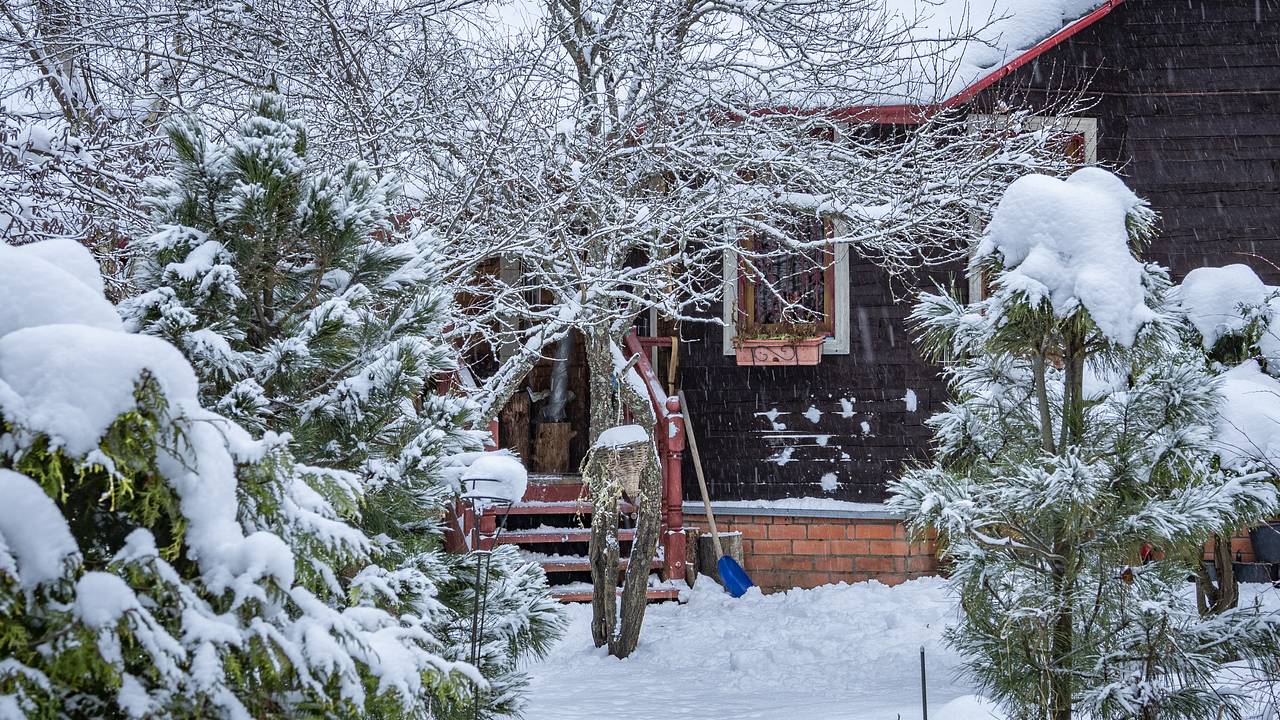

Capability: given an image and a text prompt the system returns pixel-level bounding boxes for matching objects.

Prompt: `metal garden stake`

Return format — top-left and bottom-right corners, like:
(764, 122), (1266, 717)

(464, 477), (516, 720)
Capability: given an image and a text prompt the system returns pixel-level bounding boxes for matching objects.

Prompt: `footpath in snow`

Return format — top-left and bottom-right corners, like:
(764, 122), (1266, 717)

(522, 578), (1280, 720)
(522, 577), (995, 720)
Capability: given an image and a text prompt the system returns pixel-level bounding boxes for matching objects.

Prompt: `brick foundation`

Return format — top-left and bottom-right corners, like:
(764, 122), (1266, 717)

(684, 510), (1270, 593)
(1203, 528), (1259, 564)
(684, 511), (938, 591)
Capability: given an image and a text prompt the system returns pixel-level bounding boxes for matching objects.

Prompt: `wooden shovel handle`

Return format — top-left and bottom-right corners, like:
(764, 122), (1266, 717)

(678, 390), (723, 559)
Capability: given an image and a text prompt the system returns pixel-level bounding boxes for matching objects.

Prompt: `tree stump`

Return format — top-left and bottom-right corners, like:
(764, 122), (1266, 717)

(533, 422), (574, 473)
(500, 391), (531, 463)
(697, 531), (744, 586)
(684, 528), (701, 587)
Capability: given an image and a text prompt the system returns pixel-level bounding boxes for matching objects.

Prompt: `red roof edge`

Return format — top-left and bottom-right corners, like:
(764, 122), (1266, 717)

(831, 0), (1125, 124)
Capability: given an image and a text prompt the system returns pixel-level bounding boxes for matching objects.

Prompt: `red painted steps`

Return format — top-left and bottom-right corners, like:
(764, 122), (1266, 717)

(497, 527), (635, 545)
(492, 500), (637, 516)
(549, 582), (684, 603)
(519, 551), (665, 574)
(479, 477), (680, 603)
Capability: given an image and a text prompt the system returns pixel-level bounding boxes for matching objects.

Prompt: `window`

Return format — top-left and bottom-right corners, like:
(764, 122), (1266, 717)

(965, 115), (1099, 302)
(722, 217), (851, 355)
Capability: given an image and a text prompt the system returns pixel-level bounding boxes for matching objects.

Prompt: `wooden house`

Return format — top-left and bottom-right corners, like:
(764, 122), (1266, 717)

(470, 0), (1280, 596)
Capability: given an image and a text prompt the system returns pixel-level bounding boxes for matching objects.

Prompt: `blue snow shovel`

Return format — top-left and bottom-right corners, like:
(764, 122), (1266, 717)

(679, 391), (755, 597)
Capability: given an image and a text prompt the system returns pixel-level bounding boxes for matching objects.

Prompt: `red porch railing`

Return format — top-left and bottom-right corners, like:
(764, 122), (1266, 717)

(622, 330), (686, 583)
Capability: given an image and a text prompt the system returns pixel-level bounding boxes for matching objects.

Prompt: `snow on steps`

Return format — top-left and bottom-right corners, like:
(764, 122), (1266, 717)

(490, 499), (638, 516)
(549, 581), (684, 604)
(499, 527), (635, 545)
(518, 550), (665, 574)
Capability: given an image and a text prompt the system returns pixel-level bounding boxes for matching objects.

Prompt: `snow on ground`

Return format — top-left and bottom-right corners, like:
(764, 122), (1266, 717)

(522, 577), (977, 720)
(522, 578), (1280, 720)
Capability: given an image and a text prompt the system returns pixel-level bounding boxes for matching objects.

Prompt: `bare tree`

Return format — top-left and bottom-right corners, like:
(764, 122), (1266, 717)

(0, 0), (484, 294)
(427, 0), (1086, 658)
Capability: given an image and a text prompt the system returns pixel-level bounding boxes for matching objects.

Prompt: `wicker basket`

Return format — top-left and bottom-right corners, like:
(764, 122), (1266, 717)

(597, 440), (650, 498)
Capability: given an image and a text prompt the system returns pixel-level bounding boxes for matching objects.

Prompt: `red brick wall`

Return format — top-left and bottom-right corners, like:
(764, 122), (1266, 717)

(685, 514), (1269, 593)
(685, 512), (938, 592)
(1203, 529), (1257, 564)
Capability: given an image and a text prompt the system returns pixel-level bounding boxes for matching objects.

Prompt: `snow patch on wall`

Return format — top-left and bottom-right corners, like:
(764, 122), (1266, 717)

(756, 408), (788, 431)
(770, 447), (797, 466)
(819, 473), (839, 492)
(838, 398), (856, 418)
(803, 405), (823, 424)
(903, 389), (918, 412)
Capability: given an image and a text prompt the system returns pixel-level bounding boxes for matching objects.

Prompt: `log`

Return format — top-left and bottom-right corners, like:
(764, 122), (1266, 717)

(533, 421), (575, 473)
(684, 528), (701, 587)
(500, 391), (531, 464)
(697, 531), (744, 586)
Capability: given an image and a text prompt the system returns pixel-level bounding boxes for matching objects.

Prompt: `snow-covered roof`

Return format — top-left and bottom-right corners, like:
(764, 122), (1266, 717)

(866, 0), (1120, 113)
(481, 0), (1119, 118)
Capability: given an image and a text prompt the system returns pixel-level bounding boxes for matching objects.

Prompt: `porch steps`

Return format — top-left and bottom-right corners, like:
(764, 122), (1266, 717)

(517, 551), (665, 574)
(550, 582), (683, 603)
(497, 527), (636, 545)
(480, 476), (681, 604)
(491, 500), (637, 516)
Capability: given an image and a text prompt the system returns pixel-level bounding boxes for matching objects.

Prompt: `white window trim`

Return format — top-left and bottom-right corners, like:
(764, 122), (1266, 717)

(722, 240), (851, 356)
(968, 114), (1098, 164)
(965, 115), (1099, 301)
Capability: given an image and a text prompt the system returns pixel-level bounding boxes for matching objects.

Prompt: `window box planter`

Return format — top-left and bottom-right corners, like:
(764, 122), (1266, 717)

(733, 336), (825, 366)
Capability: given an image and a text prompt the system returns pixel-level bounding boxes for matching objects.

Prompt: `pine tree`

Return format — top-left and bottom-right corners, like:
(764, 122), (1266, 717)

(889, 169), (1280, 720)
(1172, 263), (1280, 614)
(0, 240), (464, 717)
(120, 95), (561, 718)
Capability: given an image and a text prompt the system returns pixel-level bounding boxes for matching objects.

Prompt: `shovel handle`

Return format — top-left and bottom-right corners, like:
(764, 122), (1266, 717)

(678, 390), (724, 560)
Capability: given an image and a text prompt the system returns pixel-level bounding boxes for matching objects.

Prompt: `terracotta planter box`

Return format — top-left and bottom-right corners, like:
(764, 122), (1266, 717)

(734, 337), (825, 366)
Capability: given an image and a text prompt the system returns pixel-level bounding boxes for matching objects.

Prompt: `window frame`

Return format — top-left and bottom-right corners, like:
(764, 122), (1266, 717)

(722, 219), (851, 356)
(965, 114), (1099, 302)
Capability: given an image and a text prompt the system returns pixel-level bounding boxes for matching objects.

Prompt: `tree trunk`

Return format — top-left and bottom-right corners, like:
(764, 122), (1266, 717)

(1032, 350), (1057, 455)
(1049, 567), (1074, 720)
(582, 325), (662, 658)
(1196, 533), (1239, 615)
(1060, 323), (1086, 452)
(588, 477), (619, 648)
(1047, 326), (1085, 720)
(584, 327), (622, 648)
(610, 459), (661, 658)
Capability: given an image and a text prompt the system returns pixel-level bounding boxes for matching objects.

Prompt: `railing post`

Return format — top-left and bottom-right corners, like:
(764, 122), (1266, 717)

(623, 329), (687, 584)
(664, 395), (686, 582)
(476, 509), (498, 551)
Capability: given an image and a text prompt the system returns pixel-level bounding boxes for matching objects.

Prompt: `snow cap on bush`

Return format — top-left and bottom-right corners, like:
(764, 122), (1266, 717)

(0, 468), (79, 591)
(0, 242), (122, 337)
(1214, 360), (1280, 471)
(1174, 264), (1272, 348)
(975, 167), (1156, 345)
